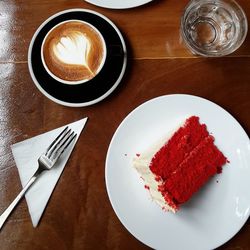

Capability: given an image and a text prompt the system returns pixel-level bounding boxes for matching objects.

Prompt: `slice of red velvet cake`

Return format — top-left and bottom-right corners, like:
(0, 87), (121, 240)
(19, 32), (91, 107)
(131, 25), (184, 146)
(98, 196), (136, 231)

(133, 116), (228, 212)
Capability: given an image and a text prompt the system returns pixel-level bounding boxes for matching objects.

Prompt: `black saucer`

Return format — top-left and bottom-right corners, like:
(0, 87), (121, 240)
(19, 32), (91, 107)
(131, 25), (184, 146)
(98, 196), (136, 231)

(28, 9), (127, 107)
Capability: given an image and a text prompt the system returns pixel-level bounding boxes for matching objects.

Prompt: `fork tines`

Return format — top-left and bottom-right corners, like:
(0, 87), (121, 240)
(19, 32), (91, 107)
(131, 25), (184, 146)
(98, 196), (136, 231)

(46, 126), (77, 161)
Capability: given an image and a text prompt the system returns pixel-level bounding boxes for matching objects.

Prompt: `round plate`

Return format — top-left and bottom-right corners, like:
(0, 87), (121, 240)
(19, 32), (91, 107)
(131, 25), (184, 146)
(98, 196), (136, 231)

(28, 9), (127, 107)
(105, 94), (250, 250)
(85, 0), (153, 9)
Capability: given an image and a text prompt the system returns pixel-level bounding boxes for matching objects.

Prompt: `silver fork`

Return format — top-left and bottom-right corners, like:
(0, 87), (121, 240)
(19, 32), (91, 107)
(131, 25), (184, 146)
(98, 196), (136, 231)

(0, 126), (77, 230)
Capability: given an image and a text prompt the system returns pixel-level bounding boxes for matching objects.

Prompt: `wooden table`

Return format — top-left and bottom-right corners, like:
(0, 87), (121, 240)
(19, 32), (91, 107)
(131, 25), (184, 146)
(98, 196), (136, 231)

(0, 0), (249, 249)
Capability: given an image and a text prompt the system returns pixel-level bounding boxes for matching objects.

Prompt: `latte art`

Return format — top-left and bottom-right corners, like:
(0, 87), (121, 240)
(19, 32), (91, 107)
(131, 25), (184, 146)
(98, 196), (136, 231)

(53, 32), (91, 69)
(42, 21), (106, 83)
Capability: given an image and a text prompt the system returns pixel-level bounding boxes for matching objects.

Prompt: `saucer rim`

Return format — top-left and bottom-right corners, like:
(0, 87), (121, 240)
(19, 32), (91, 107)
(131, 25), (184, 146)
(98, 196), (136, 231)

(28, 8), (127, 107)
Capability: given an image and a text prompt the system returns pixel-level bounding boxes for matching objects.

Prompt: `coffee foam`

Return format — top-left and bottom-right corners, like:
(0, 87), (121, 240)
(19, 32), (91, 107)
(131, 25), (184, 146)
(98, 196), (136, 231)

(53, 32), (91, 66)
(42, 21), (106, 83)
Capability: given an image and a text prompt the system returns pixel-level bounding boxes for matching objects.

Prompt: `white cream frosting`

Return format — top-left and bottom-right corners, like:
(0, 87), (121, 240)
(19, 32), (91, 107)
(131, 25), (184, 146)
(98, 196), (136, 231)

(133, 119), (186, 212)
(53, 32), (91, 68)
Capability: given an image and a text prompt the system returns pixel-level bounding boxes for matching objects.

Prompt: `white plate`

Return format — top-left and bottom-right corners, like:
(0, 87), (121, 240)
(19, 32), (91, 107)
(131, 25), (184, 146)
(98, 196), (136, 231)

(85, 0), (153, 9)
(105, 94), (250, 250)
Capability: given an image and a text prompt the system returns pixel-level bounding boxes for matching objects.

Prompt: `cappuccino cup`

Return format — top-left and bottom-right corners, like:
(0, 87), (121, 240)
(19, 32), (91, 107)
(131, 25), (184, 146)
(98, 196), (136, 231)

(41, 20), (107, 84)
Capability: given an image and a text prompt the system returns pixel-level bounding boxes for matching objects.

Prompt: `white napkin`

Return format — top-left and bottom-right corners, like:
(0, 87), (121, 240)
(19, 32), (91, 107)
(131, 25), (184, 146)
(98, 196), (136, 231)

(11, 118), (88, 227)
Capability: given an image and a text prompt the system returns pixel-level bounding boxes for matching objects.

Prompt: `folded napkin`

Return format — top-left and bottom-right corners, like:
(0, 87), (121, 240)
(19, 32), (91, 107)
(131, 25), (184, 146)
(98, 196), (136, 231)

(11, 118), (88, 227)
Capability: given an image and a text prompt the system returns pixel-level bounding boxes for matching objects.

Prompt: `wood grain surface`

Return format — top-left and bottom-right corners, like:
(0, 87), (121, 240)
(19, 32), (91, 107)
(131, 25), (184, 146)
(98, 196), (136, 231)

(0, 0), (249, 249)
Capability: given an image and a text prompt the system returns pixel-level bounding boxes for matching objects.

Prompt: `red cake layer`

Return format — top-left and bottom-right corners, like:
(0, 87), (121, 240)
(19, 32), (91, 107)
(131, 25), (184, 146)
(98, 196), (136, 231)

(150, 116), (209, 179)
(149, 116), (228, 210)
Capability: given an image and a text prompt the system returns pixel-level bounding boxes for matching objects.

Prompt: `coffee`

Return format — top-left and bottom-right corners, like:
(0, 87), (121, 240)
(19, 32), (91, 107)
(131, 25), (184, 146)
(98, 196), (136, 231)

(42, 20), (106, 83)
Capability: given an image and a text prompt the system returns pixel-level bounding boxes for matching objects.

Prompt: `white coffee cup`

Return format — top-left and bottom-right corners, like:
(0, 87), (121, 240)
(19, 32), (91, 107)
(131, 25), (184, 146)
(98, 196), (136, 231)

(41, 20), (107, 84)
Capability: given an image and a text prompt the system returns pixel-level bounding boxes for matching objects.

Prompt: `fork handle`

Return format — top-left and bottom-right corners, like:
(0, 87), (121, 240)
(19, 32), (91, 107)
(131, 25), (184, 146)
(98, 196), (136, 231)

(0, 169), (41, 230)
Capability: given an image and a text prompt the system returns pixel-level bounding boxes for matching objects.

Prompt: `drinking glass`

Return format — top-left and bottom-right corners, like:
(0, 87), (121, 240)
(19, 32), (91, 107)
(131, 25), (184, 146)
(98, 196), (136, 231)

(181, 0), (248, 57)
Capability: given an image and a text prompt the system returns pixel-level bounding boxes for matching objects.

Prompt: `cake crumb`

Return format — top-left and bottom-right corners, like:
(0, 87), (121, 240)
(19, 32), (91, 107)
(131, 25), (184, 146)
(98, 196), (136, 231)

(136, 153), (140, 157)
(155, 176), (161, 182)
